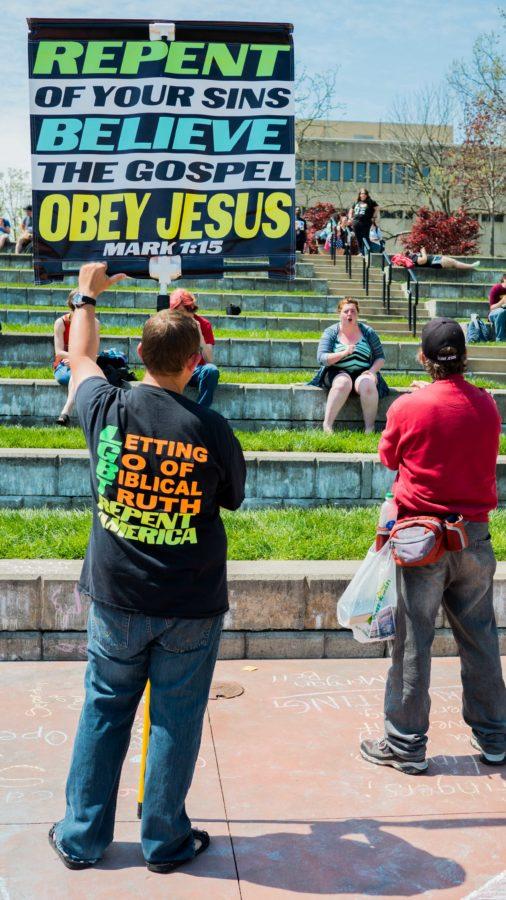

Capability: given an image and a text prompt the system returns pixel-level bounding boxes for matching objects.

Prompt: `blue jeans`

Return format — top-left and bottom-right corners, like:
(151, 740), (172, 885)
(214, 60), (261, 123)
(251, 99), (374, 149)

(55, 601), (223, 865)
(385, 523), (506, 760)
(188, 364), (219, 407)
(53, 361), (71, 385)
(489, 308), (506, 341)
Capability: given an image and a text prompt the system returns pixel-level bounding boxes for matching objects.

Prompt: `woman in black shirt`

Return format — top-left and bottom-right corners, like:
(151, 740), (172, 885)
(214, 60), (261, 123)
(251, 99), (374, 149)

(348, 188), (379, 256)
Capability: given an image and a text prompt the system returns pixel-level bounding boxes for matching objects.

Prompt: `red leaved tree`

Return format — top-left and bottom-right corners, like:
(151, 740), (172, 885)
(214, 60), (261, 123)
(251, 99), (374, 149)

(303, 202), (337, 253)
(401, 207), (480, 255)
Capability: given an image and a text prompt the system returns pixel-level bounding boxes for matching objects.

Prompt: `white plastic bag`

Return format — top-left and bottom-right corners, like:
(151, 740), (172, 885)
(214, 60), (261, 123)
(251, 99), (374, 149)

(337, 542), (397, 643)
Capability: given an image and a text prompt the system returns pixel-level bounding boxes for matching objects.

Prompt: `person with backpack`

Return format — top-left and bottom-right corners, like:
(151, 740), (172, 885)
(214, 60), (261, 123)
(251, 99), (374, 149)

(360, 317), (506, 774)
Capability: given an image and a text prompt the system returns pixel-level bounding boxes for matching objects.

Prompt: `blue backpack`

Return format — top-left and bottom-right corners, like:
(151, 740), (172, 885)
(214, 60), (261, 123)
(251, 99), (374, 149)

(466, 314), (494, 343)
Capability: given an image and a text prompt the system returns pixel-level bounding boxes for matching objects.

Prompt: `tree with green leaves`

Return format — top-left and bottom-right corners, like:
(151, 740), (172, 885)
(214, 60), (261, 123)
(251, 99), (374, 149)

(0, 169), (31, 239)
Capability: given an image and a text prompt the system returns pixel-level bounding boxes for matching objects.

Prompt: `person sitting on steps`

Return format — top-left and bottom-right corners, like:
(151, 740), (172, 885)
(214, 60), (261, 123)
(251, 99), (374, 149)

(169, 289), (220, 408)
(488, 274), (506, 342)
(311, 298), (388, 434)
(53, 292), (100, 426)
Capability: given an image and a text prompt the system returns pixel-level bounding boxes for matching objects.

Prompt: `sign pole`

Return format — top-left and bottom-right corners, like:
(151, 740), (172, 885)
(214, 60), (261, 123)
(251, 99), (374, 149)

(137, 681), (151, 819)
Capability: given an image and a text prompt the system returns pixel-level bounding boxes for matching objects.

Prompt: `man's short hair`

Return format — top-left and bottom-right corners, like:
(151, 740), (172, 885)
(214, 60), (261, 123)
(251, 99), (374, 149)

(141, 311), (200, 374)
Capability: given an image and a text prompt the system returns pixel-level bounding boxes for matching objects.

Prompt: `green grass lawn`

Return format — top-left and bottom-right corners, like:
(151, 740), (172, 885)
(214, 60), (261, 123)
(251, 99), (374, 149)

(0, 366), (503, 389)
(1, 506), (505, 560)
(0, 281), (319, 296)
(0, 425), (505, 455)
(0, 323), (472, 344)
(0, 304), (333, 319)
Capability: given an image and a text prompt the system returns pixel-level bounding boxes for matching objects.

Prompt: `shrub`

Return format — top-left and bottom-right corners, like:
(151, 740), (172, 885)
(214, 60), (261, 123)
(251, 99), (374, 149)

(401, 207), (480, 255)
(304, 202), (337, 253)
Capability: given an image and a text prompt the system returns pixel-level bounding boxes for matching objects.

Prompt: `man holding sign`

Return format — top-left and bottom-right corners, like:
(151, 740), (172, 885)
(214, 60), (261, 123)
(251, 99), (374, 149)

(48, 262), (246, 872)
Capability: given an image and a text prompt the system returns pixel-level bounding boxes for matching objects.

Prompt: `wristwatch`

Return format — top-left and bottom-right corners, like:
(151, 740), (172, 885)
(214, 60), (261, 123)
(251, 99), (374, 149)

(73, 293), (96, 307)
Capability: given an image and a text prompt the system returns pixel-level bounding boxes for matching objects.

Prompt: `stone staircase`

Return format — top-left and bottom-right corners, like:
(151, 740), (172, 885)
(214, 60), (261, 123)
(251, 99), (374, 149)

(306, 252), (430, 336)
(1, 250), (506, 660)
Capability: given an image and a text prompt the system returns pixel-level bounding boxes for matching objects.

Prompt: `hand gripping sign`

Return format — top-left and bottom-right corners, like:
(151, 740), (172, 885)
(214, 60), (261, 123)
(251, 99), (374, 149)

(28, 19), (295, 293)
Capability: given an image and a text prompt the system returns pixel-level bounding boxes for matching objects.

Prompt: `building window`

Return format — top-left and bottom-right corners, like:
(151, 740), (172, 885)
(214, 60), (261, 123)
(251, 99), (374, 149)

(343, 162), (354, 182)
(329, 161), (341, 181)
(369, 163), (379, 183)
(295, 159), (301, 181)
(316, 161), (328, 181)
(382, 163), (392, 184)
(303, 159), (315, 181)
(395, 164), (405, 184)
(495, 214), (504, 223)
(406, 166), (417, 185)
(356, 162), (367, 182)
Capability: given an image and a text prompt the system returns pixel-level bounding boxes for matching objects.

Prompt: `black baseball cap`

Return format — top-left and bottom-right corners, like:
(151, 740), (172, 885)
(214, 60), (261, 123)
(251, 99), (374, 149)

(421, 317), (466, 362)
(24, 204), (32, 211)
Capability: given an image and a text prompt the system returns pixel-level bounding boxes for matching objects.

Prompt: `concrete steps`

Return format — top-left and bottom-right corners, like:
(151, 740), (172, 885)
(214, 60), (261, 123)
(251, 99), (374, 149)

(1, 380), (505, 427)
(1, 558), (505, 660)
(0, 334), (438, 372)
(2, 447), (506, 510)
(0, 267), (329, 295)
(0, 306), (428, 335)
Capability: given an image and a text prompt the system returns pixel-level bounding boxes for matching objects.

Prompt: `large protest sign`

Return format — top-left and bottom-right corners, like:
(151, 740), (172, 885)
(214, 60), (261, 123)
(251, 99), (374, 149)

(28, 19), (295, 283)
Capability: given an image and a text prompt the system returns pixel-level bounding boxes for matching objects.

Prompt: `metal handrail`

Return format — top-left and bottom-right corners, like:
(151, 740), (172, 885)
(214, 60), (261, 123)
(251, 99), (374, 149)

(362, 237), (371, 295)
(406, 269), (419, 336)
(331, 225), (337, 266)
(381, 250), (392, 313)
(344, 229), (353, 279)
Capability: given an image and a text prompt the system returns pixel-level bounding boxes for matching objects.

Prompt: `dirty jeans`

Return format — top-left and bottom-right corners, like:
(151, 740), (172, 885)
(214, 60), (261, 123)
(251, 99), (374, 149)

(385, 522), (506, 760)
(55, 601), (223, 864)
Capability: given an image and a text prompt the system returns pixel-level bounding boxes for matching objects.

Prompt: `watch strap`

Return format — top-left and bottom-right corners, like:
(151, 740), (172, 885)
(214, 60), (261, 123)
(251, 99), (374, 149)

(80, 296), (96, 307)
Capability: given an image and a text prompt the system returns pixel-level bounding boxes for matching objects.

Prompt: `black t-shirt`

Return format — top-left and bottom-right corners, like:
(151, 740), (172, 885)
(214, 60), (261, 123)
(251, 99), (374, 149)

(353, 201), (376, 228)
(76, 377), (246, 618)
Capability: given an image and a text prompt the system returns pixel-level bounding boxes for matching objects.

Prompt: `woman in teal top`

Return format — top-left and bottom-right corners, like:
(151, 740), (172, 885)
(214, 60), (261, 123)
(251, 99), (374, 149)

(311, 298), (388, 433)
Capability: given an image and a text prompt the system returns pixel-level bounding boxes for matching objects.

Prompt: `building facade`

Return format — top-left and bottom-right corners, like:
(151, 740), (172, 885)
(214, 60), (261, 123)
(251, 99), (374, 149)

(296, 120), (505, 256)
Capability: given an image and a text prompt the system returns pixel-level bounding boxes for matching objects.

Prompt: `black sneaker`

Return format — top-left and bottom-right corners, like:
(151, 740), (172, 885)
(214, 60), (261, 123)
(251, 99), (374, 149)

(146, 828), (210, 874)
(48, 824), (99, 870)
(470, 735), (506, 766)
(360, 739), (428, 775)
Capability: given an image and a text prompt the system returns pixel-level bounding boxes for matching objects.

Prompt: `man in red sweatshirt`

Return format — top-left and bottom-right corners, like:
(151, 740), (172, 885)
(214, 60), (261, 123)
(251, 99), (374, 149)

(361, 318), (506, 774)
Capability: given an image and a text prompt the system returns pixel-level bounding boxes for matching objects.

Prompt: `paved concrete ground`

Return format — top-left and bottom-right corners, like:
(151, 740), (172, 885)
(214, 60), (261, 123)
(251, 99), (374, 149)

(0, 658), (505, 899)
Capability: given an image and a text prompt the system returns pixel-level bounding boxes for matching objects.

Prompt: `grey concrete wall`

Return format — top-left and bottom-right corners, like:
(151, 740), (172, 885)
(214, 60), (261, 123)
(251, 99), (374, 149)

(418, 282), (489, 299)
(1, 560), (505, 660)
(0, 334), (423, 371)
(0, 308), (339, 335)
(0, 286), (341, 313)
(1, 447), (506, 509)
(1, 381), (505, 429)
(0, 266), (329, 294)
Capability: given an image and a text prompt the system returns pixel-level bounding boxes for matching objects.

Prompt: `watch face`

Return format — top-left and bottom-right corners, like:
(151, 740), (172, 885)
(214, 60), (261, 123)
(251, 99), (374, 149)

(73, 292), (84, 306)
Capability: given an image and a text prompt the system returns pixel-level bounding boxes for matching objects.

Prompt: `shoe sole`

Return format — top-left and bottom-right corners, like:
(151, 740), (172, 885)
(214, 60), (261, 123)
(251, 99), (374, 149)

(48, 826), (97, 870)
(146, 829), (210, 874)
(360, 746), (428, 775)
(470, 736), (505, 766)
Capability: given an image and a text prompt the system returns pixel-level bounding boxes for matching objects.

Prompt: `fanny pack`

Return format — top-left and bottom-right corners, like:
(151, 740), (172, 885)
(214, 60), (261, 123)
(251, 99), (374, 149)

(389, 515), (469, 567)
